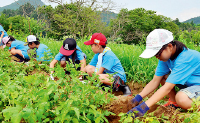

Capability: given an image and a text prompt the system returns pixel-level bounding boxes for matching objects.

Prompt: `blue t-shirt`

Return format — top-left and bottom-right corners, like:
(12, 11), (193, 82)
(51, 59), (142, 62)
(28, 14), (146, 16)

(0, 25), (8, 37)
(89, 50), (126, 82)
(36, 44), (51, 61)
(155, 48), (200, 86)
(10, 40), (29, 59)
(54, 46), (84, 61)
(0, 25), (8, 46)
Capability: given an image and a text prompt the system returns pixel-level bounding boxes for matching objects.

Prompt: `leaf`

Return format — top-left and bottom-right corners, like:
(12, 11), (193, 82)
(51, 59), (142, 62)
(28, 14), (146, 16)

(71, 107), (80, 119)
(90, 105), (97, 111)
(22, 107), (32, 119)
(72, 118), (79, 123)
(95, 116), (101, 123)
(11, 113), (22, 123)
(118, 112), (125, 116)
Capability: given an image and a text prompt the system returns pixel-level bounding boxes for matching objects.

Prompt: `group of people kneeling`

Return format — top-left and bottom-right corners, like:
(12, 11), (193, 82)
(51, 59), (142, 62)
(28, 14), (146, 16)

(1, 26), (200, 119)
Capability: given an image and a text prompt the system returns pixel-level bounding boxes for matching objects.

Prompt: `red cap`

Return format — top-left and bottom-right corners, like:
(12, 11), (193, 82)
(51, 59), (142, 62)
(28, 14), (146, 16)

(84, 33), (107, 46)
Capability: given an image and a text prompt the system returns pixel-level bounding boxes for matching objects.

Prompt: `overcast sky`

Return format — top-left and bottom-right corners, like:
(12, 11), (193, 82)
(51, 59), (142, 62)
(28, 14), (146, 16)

(1, 0), (200, 22)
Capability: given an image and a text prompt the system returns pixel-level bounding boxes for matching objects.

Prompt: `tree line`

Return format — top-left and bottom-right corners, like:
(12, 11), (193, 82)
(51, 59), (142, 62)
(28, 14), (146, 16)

(1, 0), (200, 45)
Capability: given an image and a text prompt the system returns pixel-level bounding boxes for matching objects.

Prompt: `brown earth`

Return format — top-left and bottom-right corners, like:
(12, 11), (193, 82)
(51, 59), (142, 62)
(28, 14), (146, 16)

(106, 82), (186, 123)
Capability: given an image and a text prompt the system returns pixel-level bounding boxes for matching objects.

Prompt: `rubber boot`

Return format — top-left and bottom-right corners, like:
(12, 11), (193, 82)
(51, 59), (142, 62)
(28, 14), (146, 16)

(112, 76), (132, 96)
(119, 85), (132, 96)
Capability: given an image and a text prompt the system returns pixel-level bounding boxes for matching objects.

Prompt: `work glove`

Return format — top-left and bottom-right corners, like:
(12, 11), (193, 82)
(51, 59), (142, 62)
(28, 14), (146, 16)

(127, 94), (143, 110)
(50, 74), (54, 80)
(127, 102), (149, 118)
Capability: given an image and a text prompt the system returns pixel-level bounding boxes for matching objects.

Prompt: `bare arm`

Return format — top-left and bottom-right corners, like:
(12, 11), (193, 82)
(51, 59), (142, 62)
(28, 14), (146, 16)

(139, 75), (163, 98)
(79, 58), (86, 72)
(50, 59), (58, 74)
(145, 82), (175, 107)
(96, 67), (105, 75)
(0, 31), (4, 38)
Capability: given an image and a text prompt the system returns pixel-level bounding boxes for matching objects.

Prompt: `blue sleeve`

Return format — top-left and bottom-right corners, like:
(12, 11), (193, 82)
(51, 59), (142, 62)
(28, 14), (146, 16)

(155, 60), (170, 76)
(54, 52), (64, 61)
(76, 49), (84, 60)
(0, 25), (7, 37)
(0, 26), (3, 32)
(89, 54), (98, 67)
(10, 41), (18, 49)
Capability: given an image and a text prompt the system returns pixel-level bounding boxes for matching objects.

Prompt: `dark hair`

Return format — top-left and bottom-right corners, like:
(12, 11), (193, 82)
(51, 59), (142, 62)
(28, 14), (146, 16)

(8, 36), (16, 41)
(94, 44), (106, 48)
(28, 41), (40, 45)
(0, 23), (2, 26)
(102, 45), (106, 48)
(161, 40), (187, 60)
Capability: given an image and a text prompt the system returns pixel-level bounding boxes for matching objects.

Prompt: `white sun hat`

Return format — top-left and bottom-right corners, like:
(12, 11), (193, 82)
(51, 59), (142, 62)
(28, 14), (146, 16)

(139, 29), (174, 58)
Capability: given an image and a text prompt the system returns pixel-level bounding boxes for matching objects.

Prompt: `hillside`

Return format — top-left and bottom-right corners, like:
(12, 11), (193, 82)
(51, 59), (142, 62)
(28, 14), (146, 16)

(101, 11), (117, 25)
(0, 0), (45, 12)
(183, 16), (200, 25)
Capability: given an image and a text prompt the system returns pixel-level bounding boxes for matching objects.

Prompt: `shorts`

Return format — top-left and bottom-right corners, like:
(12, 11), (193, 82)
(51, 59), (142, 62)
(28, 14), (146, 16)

(11, 55), (29, 62)
(100, 74), (121, 87)
(179, 85), (200, 99)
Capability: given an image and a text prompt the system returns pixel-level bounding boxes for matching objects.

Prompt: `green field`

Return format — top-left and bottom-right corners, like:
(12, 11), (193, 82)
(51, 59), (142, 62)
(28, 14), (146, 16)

(1, 36), (200, 123)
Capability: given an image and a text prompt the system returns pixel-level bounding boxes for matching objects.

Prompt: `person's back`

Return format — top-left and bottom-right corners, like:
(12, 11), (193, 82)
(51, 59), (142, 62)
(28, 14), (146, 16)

(10, 40), (29, 52)
(36, 43), (51, 61)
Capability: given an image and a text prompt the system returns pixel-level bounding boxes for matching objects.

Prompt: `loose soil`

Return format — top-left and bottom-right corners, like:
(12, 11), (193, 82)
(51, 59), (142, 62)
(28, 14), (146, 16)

(106, 82), (187, 123)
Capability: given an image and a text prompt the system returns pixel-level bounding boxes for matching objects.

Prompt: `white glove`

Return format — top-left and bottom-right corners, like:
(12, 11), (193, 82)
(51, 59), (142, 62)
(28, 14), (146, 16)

(50, 74), (54, 80)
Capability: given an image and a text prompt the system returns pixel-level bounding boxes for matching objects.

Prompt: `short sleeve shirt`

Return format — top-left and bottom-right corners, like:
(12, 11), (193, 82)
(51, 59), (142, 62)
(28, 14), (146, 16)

(155, 48), (200, 86)
(10, 40), (29, 59)
(36, 44), (51, 61)
(89, 50), (126, 82)
(0, 25), (8, 37)
(54, 46), (84, 61)
(10, 40), (29, 52)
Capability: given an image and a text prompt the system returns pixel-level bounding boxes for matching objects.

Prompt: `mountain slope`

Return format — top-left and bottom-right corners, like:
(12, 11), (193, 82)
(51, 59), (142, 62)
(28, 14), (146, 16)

(101, 11), (117, 25)
(0, 0), (45, 12)
(183, 16), (200, 25)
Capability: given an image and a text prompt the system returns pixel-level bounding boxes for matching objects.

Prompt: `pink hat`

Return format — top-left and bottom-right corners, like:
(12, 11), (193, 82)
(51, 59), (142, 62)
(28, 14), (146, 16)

(84, 33), (107, 46)
(2, 36), (10, 48)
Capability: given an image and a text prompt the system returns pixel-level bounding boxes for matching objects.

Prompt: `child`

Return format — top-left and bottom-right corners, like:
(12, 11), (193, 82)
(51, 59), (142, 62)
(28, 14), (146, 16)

(50, 38), (86, 80)
(127, 29), (200, 118)
(0, 23), (8, 49)
(84, 33), (132, 96)
(2, 36), (30, 62)
(24, 35), (51, 61)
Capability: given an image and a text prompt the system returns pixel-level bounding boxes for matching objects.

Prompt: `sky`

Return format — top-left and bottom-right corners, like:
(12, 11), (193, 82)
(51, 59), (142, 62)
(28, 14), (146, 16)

(1, 0), (200, 22)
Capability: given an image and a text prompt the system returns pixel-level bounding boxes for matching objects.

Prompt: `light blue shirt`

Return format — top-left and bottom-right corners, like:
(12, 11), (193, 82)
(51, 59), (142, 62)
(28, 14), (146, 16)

(0, 25), (8, 46)
(0, 25), (8, 37)
(89, 50), (127, 82)
(10, 40), (29, 59)
(155, 48), (200, 86)
(54, 46), (84, 61)
(36, 44), (51, 61)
